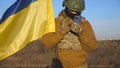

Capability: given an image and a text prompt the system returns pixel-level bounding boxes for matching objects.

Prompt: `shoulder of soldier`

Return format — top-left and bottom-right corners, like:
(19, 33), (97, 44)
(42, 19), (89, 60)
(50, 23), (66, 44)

(81, 17), (92, 26)
(55, 16), (64, 25)
(55, 10), (67, 21)
(55, 16), (64, 20)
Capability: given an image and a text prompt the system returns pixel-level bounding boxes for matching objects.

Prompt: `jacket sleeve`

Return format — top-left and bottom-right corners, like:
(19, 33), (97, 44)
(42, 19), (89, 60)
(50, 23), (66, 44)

(42, 18), (64, 48)
(79, 18), (98, 52)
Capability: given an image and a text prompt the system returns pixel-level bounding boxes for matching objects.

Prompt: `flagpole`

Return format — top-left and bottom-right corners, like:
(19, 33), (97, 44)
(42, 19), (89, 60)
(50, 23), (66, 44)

(55, 46), (60, 68)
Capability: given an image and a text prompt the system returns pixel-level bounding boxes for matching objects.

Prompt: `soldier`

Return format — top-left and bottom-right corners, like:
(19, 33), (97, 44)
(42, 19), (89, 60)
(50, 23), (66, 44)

(42, 0), (98, 68)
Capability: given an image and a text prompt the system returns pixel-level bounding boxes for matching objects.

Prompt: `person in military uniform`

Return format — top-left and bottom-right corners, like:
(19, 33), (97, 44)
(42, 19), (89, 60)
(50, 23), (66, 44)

(42, 0), (98, 68)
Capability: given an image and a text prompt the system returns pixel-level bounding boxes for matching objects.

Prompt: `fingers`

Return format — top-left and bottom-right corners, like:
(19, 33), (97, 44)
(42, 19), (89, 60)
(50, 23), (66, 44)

(70, 22), (83, 34)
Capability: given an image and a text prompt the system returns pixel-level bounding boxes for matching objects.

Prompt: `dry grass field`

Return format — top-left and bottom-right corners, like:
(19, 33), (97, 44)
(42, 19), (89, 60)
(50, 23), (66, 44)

(88, 40), (120, 68)
(0, 39), (120, 68)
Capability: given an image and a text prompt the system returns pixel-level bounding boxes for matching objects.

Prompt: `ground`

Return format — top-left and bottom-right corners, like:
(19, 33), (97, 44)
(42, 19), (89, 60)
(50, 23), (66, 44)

(0, 39), (120, 68)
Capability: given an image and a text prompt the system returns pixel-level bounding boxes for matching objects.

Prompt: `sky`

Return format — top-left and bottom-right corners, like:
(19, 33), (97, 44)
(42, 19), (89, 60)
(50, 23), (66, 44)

(0, 0), (120, 40)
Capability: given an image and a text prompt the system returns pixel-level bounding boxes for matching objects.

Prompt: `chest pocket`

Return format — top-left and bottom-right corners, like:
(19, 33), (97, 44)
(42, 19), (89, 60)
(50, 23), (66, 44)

(58, 32), (82, 51)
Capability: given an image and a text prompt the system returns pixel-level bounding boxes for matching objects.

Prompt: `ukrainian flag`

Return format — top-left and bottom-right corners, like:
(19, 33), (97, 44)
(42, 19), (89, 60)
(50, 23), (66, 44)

(0, 0), (55, 60)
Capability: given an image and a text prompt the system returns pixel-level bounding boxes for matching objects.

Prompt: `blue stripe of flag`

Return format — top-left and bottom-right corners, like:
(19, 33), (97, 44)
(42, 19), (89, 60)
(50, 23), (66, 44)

(0, 0), (36, 24)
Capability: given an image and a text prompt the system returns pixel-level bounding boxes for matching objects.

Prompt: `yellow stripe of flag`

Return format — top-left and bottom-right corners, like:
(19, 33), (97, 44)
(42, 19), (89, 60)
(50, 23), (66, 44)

(0, 0), (55, 60)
